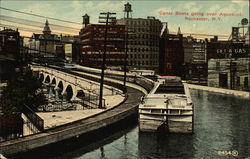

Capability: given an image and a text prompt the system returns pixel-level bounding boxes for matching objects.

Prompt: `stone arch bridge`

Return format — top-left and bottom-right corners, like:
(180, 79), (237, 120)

(30, 65), (123, 108)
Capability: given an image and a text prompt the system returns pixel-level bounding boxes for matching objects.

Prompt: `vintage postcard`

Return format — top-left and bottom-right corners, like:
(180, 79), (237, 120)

(0, 0), (249, 159)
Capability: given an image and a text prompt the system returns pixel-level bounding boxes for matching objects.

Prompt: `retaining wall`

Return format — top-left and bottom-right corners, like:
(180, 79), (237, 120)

(188, 84), (250, 99)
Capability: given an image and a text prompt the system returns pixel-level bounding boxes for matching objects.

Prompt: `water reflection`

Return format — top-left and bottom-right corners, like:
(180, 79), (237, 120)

(138, 132), (194, 159)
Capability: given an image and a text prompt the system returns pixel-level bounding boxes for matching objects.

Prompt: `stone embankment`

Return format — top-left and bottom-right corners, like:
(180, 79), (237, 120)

(188, 84), (250, 99)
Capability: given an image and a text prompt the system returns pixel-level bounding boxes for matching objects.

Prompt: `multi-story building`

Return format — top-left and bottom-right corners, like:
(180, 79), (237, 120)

(28, 34), (41, 55)
(28, 20), (63, 58)
(0, 28), (21, 81)
(0, 28), (20, 58)
(117, 16), (162, 73)
(79, 24), (125, 68)
(207, 36), (249, 91)
(159, 27), (184, 77)
(208, 57), (250, 91)
(207, 36), (248, 59)
(183, 36), (207, 85)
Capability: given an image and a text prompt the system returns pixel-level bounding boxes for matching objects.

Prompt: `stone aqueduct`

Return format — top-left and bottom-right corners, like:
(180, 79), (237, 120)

(31, 66), (121, 103)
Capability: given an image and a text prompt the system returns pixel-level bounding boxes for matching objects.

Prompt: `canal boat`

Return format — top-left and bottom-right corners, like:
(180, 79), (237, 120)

(139, 76), (193, 133)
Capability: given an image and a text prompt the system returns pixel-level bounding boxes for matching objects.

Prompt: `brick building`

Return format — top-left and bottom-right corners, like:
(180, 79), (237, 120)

(79, 24), (125, 68)
(159, 27), (184, 77)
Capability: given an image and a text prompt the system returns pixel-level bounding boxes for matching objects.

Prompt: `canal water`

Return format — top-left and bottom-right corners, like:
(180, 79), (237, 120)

(16, 89), (250, 159)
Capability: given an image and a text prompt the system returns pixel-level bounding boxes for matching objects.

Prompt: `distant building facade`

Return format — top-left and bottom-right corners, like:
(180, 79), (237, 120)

(0, 28), (21, 81)
(207, 36), (248, 59)
(183, 36), (207, 85)
(79, 24), (125, 68)
(159, 27), (184, 77)
(60, 35), (80, 63)
(28, 20), (63, 58)
(0, 28), (20, 58)
(207, 35), (249, 91)
(117, 16), (162, 72)
(208, 58), (250, 91)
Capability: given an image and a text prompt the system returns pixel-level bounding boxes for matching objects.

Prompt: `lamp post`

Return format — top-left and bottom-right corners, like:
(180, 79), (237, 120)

(98, 12), (116, 109)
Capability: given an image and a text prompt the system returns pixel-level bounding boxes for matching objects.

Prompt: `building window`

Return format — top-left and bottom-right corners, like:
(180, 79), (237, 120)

(236, 76), (240, 86)
(244, 77), (248, 88)
(216, 61), (220, 71)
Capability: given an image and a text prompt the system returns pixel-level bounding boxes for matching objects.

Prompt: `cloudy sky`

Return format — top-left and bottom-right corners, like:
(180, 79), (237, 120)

(0, 0), (249, 39)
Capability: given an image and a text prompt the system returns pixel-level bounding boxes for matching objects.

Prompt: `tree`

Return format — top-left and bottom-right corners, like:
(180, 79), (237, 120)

(0, 68), (47, 115)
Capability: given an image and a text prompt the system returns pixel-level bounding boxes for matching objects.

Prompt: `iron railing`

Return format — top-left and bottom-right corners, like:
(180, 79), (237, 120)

(23, 104), (44, 131)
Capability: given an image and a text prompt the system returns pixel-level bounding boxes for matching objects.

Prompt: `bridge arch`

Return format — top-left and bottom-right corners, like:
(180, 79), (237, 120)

(51, 78), (56, 85)
(76, 90), (85, 98)
(39, 73), (45, 82)
(45, 75), (51, 83)
(57, 81), (64, 95)
(65, 85), (73, 101)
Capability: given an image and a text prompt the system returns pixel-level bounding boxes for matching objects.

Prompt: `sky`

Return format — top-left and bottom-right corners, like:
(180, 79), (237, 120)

(0, 0), (249, 39)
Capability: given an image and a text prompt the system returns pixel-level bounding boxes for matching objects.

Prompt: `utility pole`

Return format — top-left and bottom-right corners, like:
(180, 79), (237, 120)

(98, 12), (116, 109)
(123, 25), (128, 93)
(123, 3), (132, 93)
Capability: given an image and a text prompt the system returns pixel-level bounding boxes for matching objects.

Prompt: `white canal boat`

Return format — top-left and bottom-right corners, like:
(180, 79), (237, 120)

(139, 76), (193, 133)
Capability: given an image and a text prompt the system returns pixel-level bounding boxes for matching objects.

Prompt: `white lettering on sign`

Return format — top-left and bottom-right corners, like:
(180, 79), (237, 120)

(216, 48), (247, 54)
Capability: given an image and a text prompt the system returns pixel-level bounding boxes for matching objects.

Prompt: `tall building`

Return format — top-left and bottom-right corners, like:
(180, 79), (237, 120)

(117, 16), (162, 72)
(159, 26), (184, 77)
(79, 23), (125, 68)
(183, 36), (207, 85)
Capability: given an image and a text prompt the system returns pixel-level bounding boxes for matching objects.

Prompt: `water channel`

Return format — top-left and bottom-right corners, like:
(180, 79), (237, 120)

(15, 89), (250, 159)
